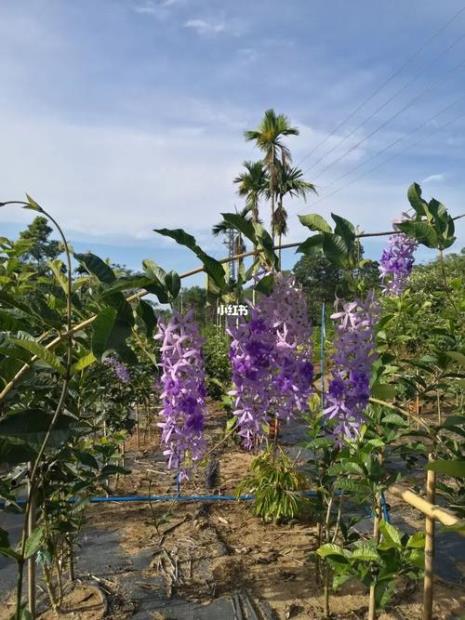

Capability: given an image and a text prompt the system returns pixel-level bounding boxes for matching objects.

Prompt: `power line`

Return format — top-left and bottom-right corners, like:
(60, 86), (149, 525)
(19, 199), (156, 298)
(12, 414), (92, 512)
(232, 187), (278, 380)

(305, 57), (465, 181)
(295, 4), (465, 169)
(308, 108), (465, 208)
(303, 30), (465, 175)
(318, 95), (465, 192)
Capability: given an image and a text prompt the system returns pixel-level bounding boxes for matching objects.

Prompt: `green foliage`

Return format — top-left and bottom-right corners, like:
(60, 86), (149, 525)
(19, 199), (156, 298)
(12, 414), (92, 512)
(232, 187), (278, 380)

(201, 325), (231, 399)
(237, 447), (308, 523)
(317, 522), (424, 609)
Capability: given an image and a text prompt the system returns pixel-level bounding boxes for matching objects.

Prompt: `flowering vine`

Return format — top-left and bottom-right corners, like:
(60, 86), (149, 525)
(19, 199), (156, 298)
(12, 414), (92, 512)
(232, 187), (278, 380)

(155, 310), (207, 479)
(228, 274), (313, 449)
(324, 294), (379, 441)
(379, 229), (417, 296)
(103, 355), (131, 384)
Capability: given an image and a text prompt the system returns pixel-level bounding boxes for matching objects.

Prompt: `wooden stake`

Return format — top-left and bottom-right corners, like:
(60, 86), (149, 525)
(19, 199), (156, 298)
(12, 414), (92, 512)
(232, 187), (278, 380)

(27, 475), (37, 618)
(423, 457), (436, 620)
(368, 497), (381, 620)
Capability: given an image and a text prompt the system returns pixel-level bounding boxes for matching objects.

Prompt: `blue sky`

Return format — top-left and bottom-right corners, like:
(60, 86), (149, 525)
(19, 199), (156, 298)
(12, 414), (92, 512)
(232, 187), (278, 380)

(0, 0), (464, 280)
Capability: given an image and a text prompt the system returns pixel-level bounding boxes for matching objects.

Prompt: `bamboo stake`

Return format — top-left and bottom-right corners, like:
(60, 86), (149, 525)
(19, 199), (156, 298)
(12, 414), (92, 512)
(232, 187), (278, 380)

(27, 476), (37, 618)
(368, 496), (382, 620)
(388, 484), (458, 527)
(423, 457), (436, 620)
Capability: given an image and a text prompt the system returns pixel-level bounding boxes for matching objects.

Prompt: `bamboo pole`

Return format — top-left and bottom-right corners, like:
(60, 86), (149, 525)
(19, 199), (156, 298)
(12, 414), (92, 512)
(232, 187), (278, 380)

(423, 458), (436, 620)
(27, 477), (37, 618)
(388, 485), (458, 528)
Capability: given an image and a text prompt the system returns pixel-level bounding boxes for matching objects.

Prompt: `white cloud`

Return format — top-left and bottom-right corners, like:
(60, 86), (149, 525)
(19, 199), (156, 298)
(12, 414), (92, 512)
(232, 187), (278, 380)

(184, 18), (226, 36)
(421, 173), (446, 184)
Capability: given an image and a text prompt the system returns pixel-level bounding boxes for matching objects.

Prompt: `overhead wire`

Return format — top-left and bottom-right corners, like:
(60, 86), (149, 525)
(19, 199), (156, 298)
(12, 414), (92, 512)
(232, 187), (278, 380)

(295, 4), (465, 170)
(302, 30), (465, 175)
(307, 107), (465, 208)
(304, 57), (465, 181)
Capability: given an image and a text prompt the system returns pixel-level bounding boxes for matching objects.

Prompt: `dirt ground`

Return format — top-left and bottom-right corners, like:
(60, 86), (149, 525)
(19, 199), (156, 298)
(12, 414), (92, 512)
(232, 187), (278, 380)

(74, 404), (465, 620)
(1, 402), (464, 619)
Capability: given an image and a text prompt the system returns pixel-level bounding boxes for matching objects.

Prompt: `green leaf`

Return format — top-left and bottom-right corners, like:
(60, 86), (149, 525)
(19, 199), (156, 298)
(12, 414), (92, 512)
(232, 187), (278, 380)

(74, 253), (116, 284)
(164, 271), (181, 299)
(154, 228), (226, 290)
(221, 213), (257, 243)
(298, 214), (332, 234)
(10, 337), (65, 375)
(48, 259), (68, 295)
(428, 460), (465, 478)
(331, 213), (356, 242)
(407, 183), (427, 215)
(396, 221), (438, 249)
(351, 542), (380, 562)
(406, 531), (425, 549)
(322, 233), (349, 267)
(71, 352), (96, 374)
(382, 413), (408, 427)
(380, 520), (402, 548)
(0, 409), (76, 448)
(371, 383), (396, 400)
(296, 233), (324, 255)
(24, 526), (44, 559)
(25, 194), (42, 212)
(136, 300), (157, 338)
(92, 306), (117, 358)
(316, 543), (348, 561)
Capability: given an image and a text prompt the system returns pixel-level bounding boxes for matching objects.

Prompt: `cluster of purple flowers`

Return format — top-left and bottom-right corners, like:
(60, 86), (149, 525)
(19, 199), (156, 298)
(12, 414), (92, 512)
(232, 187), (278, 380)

(103, 355), (131, 384)
(155, 310), (206, 480)
(324, 294), (379, 441)
(379, 230), (417, 296)
(228, 274), (313, 449)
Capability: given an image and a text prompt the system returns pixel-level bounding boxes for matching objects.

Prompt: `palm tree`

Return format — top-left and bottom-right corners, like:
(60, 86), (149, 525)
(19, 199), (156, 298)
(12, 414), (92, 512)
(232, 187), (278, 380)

(244, 109), (299, 243)
(233, 161), (268, 224)
(272, 164), (317, 265)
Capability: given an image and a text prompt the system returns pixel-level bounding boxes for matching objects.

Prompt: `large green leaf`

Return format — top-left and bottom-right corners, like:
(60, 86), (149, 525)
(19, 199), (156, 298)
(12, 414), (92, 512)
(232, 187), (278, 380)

(0, 409), (76, 448)
(331, 213), (356, 242)
(24, 526), (44, 559)
(91, 306), (117, 358)
(396, 221), (438, 249)
(221, 213), (257, 243)
(74, 253), (116, 284)
(379, 520), (402, 548)
(316, 543), (348, 561)
(407, 183), (428, 216)
(296, 233), (324, 255)
(10, 337), (65, 375)
(322, 233), (349, 267)
(298, 213), (332, 233)
(136, 300), (157, 338)
(154, 228), (226, 289)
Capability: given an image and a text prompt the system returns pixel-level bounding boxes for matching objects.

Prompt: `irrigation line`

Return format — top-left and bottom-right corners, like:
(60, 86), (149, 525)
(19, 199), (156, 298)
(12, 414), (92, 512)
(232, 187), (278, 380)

(0, 213), (464, 403)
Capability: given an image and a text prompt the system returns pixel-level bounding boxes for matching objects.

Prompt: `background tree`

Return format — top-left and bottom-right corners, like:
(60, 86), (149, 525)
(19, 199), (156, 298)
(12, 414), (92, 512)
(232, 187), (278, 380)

(19, 216), (62, 273)
(233, 160), (267, 224)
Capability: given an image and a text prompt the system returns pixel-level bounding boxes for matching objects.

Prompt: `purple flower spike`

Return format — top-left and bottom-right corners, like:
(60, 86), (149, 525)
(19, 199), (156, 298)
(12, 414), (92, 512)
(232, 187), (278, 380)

(155, 310), (207, 478)
(324, 293), (379, 442)
(379, 226), (417, 296)
(104, 355), (131, 384)
(228, 274), (313, 449)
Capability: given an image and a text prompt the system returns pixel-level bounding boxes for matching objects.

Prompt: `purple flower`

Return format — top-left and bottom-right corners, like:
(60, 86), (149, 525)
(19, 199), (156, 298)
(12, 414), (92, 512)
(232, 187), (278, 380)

(155, 310), (206, 479)
(104, 355), (131, 384)
(324, 294), (378, 442)
(228, 273), (313, 449)
(379, 226), (417, 295)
